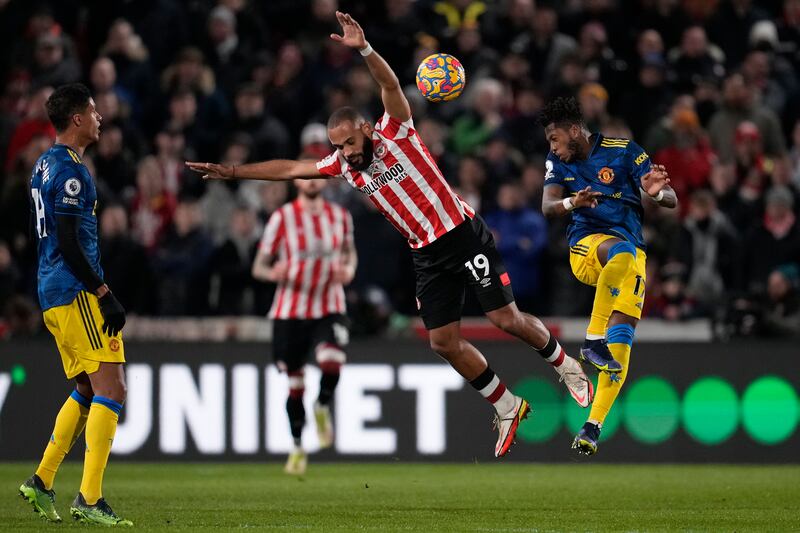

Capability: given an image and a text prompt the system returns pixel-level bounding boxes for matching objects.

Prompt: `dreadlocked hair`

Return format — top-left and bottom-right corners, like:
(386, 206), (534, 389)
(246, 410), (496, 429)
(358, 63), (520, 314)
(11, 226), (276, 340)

(537, 96), (584, 128)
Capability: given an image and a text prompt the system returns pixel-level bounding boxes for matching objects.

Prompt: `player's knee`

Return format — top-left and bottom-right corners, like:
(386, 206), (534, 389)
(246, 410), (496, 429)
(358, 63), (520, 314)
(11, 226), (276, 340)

(316, 343), (346, 374)
(607, 241), (636, 264)
(288, 370), (305, 399)
(429, 332), (459, 360)
(487, 307), (520, 334)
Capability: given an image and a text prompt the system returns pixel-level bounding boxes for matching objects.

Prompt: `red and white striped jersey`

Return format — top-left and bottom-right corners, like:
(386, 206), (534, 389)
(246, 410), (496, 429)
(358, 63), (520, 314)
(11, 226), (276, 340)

(316, 112), (474, 249)
(259, 200), (353, 320)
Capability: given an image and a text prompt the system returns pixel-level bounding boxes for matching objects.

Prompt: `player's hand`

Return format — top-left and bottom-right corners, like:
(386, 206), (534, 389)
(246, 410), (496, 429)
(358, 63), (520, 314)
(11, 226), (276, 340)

(271, 261), (290, 283)
(185, 161), (234, 180)
(332, 262), (355, 285)
(98, 291), (126, 337)
(572, 186), (602, 208)
(641, 164), (670, 197)
(330, 11), (367, 50)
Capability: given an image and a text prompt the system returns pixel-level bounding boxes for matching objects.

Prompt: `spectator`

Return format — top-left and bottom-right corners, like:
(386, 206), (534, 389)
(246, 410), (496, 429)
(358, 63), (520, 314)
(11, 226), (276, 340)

(210, 205), (260, 315)
(741, 49), (791, 116)
(92, 122), (137, 200)
(453, 24), (498, 82)
(152, 199), (214, 316)
(89, 57), (134, 116)
(29, 34), (81, 89)
(449, 78), (506, 156)
(676, 190), (742, 312)
(232, 83), (291, 160)
(654, 108), (716, 210)
(5, 86), (55, 172)
(790, 119), (800, 189)
(577, 82), (613, 133)
(667, 26), (725, 93)
(708, 0), (771, 68)
(483, 181), (548, 313)
(154, 127), (188, 196)
(482, 0), (536, 52)
(761, 263), (800, 336)
(454, 156), (487, 213)
(743, 185), (800, 295)
(99, 204), (154, 314)
(511, 5), (577, 86)
(130, 156), (177, 252)
(707, 72), (787, 163)
(203, 5), (251, 99)
(616, 53), (673, 141)
(99, 19), (154, 117)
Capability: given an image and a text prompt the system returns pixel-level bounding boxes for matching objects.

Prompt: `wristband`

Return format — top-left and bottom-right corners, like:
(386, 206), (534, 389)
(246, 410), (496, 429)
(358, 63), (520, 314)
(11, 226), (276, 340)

(359, 42), (373, 56)
(562, 197), (576, 211)
(651, 190), (664, 202)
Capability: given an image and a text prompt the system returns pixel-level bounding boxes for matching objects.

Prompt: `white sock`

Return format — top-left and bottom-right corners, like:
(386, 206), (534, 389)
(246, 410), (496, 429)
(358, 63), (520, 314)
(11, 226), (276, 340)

(586, 333), (605, 341)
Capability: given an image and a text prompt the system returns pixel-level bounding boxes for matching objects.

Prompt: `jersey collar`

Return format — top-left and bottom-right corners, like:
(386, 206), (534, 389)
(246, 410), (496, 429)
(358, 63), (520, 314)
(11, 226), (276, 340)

(589, 133), (602, 157)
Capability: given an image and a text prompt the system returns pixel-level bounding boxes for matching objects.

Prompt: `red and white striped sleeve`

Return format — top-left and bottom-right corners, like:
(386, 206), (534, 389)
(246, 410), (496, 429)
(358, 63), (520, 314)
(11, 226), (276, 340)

(259, 208), (285, 257)
(376, 112), (414, 140)
(315, 152), (342, 177)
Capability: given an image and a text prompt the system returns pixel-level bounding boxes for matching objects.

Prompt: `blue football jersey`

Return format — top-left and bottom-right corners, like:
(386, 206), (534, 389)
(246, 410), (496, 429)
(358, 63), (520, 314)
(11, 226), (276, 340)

(30, 144), (103, 311)
(544, 134), (652, 249)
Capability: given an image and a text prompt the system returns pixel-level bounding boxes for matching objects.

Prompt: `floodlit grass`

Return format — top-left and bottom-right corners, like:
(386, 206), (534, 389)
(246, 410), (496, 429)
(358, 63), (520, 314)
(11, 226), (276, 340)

(2, 462), (798, 531)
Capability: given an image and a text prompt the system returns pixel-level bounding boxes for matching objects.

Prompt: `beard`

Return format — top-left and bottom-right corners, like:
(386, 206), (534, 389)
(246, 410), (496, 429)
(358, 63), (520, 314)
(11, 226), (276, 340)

(347, 137), (374, 171)
(564, 138), (582, 162)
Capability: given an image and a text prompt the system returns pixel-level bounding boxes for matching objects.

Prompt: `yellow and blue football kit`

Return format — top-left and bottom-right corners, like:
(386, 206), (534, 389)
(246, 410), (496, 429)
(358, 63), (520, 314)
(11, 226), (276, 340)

(26, 143), (125, 510)
(545, 134), (653, 431)
(31, 144), (125, 378)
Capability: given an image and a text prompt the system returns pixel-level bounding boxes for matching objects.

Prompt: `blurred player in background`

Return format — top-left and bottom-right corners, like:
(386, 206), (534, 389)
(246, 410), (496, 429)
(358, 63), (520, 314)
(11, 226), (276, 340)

(252, 173), (356, 475)
(22, 83), (132, 526)
(189, 11), (593, 458)
(540, 96), (677, 455)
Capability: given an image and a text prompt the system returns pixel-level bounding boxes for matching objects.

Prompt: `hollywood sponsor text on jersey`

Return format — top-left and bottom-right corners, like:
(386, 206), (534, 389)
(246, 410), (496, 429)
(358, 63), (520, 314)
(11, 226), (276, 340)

(360, 162), (408, 196)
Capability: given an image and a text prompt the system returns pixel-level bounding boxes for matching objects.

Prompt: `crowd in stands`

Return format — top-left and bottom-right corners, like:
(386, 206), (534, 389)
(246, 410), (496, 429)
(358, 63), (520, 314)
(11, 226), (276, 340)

(1, 0), (800, 338)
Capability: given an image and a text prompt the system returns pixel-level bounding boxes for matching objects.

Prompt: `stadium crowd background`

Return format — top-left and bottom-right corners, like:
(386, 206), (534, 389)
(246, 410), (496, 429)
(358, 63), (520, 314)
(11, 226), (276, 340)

(0, 0), (799, 338)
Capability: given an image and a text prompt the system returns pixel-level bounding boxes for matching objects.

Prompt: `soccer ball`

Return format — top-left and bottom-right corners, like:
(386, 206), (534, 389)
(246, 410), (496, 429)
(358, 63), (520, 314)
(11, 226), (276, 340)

(415, 53), (466, 103)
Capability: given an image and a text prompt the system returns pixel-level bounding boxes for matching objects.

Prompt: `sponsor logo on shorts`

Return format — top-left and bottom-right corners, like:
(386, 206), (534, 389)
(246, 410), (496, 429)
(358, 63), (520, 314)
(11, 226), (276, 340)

(480, 277), (491, 288)
(109, 338), (121, 352)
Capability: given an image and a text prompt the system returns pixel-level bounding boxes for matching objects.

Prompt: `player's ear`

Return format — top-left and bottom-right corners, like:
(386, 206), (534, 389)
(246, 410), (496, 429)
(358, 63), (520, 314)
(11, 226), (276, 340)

(569, 123), (580, 139)
(360, 121), (373, 137)
(72, 113), (82, 128)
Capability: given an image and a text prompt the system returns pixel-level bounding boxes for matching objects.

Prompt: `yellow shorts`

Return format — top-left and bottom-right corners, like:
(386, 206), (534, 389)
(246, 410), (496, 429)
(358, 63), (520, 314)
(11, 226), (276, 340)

(43, 291), (125, 379)
(569, 233), (647, 319)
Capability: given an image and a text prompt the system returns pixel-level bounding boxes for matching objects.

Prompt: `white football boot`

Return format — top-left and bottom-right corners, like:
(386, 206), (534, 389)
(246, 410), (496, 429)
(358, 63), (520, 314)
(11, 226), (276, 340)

(556, 355), (594, 408)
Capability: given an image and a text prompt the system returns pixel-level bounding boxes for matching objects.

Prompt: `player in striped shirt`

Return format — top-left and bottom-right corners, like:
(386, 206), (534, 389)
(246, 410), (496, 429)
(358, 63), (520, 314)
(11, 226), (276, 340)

(252, 176), (356, 475)
(188, 10), (593, 458)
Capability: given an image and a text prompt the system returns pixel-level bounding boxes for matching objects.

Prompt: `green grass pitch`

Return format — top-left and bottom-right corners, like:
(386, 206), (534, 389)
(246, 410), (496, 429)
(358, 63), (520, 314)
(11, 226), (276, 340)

(2, 463), (798, 532)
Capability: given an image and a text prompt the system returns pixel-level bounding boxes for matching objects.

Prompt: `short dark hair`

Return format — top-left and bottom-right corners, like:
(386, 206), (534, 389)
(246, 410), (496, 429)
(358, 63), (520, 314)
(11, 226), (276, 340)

(45, 83), (92, 132)
(327, 106), (364, 130)
(538, 96), (584, 129)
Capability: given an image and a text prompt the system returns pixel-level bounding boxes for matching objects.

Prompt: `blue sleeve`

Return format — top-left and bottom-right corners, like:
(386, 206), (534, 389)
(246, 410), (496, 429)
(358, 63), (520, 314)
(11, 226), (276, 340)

(627, 141), (652, 187)
(52, 162), (89, 216)
(543, 155), (565, 187)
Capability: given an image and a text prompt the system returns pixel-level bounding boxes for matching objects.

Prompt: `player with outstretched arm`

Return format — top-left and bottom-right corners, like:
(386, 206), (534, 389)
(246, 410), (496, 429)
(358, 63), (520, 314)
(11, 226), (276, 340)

(189, 11), (593, 458)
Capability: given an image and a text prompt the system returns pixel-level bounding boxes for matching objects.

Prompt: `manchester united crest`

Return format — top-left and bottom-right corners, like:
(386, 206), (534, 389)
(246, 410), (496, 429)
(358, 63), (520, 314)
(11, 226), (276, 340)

(109, 338), (121, 352)
(598, 166), (615, 184)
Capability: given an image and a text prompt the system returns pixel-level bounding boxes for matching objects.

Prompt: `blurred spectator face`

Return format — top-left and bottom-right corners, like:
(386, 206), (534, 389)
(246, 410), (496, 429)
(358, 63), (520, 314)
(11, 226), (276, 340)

(765, 187), (794, 220)
(768, 270), (792, 302)
(155, 130), (185, 159)
(100, 205), (128, 238)
(312, 0), (338, 21)
(208, 6), (236, 44)
(346, 66), (375, 98)
(28, 9), (56, 37)
(386, 0), (413, 19)
(28, 86), (53, 119)
(235, 86), (264, 119)
(274, 42), (304, 85)
(259, 181), (289, 213)
(509, 0), (535, 23)
(521, 164), (545, 200)
(294, 178), (327, 199)
(169, 91), (197, 126)
(175, 50), (205, 86)
(558, 57), (586, 87)
(734, 121), (763, 160)
(687, 190), (716, 221)
(106, 20), (134, 53)
(484, 137), (509, 163)
(579, 22), (607, 57)
(532, 7), (557, 38)
(578, 83), (608, 121)
(673, 108), (701, 144)
(786, 0), (800, 22)
(514, 88), (542, 115)
(97, 125), (123, 158)
(497, 182), (524, 211)
(229, 207), (256, 238)
(174, 202), (202, 236)
(499, 53), (530, 82)
(472, 79), (505, 116)
(94, 91), (120, 122)
(91, 58), (116, 92)
(300, 123), (330, 157)
(458, 157), (486, 190)
(34, 35), (64, 69)
(456, 27), (482, 54)
(681, 26), (708, 58)
(742, 51), (770, 84)
(0, 241), (11, 270)
(136, 157), (165, 198)
(722, 74), (752, 109)
(637, 29), (664, 59)
(222, 138), (252, 166)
